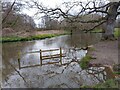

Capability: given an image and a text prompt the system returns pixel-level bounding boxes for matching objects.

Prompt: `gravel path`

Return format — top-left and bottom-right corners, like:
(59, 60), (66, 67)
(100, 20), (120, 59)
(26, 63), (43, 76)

(89, 40), (119, 66)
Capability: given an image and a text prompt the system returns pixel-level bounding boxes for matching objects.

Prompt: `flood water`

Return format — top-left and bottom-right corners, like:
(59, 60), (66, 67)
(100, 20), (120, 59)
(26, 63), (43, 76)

(2, 32), (103, 88)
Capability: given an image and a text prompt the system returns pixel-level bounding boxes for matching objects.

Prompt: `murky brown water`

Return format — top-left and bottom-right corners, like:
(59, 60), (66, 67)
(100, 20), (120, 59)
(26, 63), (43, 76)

(2, 33), (103, 88)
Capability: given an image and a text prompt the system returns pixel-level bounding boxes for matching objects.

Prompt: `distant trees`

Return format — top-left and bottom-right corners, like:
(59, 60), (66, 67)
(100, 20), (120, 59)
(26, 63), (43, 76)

(41, 15), (60, 30)
(26, 0), (120, 40)
(2, 1), (36, 32)
(60, 13), (102, 33)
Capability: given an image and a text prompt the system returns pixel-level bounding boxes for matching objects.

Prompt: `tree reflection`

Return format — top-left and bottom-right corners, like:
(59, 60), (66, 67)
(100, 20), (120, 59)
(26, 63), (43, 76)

(2, 41), (35, 80)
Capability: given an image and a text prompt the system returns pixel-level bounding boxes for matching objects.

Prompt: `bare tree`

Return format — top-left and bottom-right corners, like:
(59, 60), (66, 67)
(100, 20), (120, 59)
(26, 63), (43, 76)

(26, 0), (120, 40)
(2, 1), (36, 32)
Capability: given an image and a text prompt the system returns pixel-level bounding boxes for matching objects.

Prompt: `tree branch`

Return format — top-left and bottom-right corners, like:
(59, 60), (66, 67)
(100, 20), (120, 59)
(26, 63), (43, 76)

(117, 12), (120, 15)
(83, 20), (106, 32)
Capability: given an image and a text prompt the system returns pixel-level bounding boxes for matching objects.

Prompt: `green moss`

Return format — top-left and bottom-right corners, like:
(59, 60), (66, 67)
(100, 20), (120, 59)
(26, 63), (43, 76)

(79, 55), (93, 69)
(1, 33), (67, 43)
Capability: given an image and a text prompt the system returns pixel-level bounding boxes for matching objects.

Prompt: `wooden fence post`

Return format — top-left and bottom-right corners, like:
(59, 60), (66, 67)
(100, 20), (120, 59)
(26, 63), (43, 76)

(40, 49), (42, 66)
(18, 58), (21, 69)
(60, 47), (62, 65)
(18, 52), (21, 69)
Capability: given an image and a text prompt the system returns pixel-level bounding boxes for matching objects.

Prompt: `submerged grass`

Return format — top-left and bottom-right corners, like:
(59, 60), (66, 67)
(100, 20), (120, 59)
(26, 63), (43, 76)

(1, 33), (67, 43)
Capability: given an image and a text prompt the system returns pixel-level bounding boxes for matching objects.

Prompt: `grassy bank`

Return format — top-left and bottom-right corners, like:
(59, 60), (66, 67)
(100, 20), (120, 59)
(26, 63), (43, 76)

(90, 28), (120, 37)
(93, 79), (119, 88)
(0, 33), (67, 43)
(114, 28), (120, 37)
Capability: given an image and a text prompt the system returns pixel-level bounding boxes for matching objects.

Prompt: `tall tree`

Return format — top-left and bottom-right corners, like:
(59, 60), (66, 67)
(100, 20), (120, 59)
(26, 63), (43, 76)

(2, 1), (36, 31)
(102, 2), (120, 39)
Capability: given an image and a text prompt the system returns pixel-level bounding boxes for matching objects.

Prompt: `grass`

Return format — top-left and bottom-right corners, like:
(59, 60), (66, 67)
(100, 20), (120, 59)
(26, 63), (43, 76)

(80, 79), (119, 88)
(90, 28), (120, 38)
(114, 28), (120, 37)
(113, 72), (120, 75)
(0, 33), (67, 43)
(93, 79), (119, 88)
(88, 47), (96, 51)
(79, 55), (93, 69)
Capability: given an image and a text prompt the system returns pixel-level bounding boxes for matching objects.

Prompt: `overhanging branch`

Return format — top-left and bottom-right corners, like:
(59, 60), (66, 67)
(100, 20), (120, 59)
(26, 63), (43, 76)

(83, 20), (106, 32)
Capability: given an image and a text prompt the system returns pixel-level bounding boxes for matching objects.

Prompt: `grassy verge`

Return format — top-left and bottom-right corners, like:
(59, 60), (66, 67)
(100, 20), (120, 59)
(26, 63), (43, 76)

(114, 28), (120, 37)
(0, 33), (67, 43)
(90, 28), (120, 37)
(79, 55), (93, 69)
(93, 79), (119, 88)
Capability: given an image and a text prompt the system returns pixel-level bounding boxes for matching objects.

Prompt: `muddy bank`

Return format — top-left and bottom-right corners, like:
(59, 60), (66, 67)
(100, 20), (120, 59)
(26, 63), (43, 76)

(89, 40), (118, 66)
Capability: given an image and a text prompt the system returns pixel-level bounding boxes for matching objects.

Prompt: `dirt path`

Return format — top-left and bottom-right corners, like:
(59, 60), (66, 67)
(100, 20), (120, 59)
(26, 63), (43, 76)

(89, 40), (119, 66)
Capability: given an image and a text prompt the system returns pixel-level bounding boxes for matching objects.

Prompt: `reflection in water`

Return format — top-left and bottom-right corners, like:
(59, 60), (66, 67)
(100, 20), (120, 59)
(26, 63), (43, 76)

(2, 41), (36, 80)
(2, 33), (102, 88)
(69, 31), (102, 47)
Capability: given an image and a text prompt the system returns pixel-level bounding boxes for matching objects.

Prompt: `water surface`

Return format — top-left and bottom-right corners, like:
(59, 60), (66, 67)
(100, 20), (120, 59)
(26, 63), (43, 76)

(2, 33), (102, 88)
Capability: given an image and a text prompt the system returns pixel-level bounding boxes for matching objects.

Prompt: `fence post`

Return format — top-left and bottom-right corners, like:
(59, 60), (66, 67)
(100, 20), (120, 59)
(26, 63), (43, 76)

(60, 47), (62, 65)
(40, 49), (42, 66)
(18, 52), (21, 69)
(18, 59), (21, 69)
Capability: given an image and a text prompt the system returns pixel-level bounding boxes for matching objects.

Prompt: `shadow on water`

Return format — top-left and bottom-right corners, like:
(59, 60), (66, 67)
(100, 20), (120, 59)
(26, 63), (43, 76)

(2, 32), (103, 88)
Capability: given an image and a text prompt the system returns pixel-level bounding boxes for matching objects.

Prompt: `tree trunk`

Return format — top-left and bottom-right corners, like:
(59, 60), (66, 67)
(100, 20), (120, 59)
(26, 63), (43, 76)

(102, 18), (116, 40)
(102, 2), (119, 40)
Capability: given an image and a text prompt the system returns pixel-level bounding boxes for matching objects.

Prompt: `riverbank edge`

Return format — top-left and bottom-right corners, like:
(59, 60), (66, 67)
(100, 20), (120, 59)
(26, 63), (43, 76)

(0, 32), (69, 43)
(79, 41), (119, 88)
(90, 28), (120, 38)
